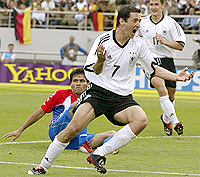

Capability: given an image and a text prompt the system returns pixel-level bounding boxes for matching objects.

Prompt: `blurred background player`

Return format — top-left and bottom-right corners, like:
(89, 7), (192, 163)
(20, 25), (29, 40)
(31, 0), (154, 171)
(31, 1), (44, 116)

(137, 0), (186, 136)
(1, 44), (16, 63)
(60, 36), (88, 65)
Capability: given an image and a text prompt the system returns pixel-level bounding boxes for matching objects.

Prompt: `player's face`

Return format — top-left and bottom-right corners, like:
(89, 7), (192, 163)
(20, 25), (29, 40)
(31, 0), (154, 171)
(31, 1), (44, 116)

(149, 0), (164, 16)
(123, 12), (141, 38)
(71, 74), (88, 97)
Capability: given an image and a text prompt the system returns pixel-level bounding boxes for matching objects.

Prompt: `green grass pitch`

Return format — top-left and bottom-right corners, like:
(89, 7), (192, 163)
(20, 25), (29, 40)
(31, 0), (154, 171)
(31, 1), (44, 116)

(0, 83), (199, 177)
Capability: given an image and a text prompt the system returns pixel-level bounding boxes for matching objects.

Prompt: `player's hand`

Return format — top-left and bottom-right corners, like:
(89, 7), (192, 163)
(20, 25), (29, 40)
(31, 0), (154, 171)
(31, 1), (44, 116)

(97, 45), (106, 63)
(176, 67), (194, 81)
(155, 33), (164, 44)
(3, 129), (22, 142)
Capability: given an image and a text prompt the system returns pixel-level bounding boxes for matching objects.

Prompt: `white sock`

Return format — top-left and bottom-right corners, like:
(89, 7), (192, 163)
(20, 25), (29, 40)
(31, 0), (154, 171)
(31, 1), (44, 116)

(159, 95), (179, 127)
(40, 136), (69, 172)
(172, 100), (175, 107)
(93, 124), (136, 156)
(162, 113), (171, 124)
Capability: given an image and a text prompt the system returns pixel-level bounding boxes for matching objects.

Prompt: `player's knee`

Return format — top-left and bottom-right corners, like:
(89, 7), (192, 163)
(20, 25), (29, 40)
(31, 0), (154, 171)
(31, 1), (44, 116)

(62, 125), (80, 139)
(140, 115), (148, 128)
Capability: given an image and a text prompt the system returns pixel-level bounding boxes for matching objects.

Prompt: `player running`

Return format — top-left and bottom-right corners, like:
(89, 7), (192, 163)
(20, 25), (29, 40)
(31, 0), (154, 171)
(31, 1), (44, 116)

(137, 0), (186, 136)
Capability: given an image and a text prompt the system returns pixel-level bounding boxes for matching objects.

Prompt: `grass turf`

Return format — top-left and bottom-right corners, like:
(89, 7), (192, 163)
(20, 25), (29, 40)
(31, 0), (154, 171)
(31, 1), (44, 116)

(0, 83), (199, 177)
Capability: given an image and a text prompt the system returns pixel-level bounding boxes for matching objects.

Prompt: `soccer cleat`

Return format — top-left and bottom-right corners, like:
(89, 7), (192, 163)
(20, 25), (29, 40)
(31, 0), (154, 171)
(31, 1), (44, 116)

(78, 140), (94, 153)
(87, 153), (107, 174)
(160, 114), (173, 136)
(28, 166), (46, 175)
(174, 122), (184, 135)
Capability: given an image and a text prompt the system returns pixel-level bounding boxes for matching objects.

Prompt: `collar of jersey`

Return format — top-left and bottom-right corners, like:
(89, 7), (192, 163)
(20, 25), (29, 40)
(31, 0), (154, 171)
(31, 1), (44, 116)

(150, 14), (165, 25)
(113, 29), (130, 48)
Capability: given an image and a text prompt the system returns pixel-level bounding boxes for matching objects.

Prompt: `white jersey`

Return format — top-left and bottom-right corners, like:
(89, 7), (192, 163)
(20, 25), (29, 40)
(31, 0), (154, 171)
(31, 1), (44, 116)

(84, 30), (156, 96)
(137, 15), (186, 58)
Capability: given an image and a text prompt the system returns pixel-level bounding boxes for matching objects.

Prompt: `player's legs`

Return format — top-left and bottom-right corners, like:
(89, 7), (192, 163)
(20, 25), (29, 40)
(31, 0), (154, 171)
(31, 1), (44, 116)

(93, 105), (147, 156)
(151, 76), (168, 97)
(90, 130), (116, 149)
(36, 102), (95, 172)
(58, 102), (95, 143)
(167, 86), (184, 135)
(167, 86), (176, 102)
(87, 105), (147, 174)
(151, 76), (179, 128)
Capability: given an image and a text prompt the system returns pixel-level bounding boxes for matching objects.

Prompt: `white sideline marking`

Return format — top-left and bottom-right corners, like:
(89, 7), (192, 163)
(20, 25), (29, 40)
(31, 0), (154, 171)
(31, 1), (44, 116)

(1, 136), (200, 146)
(0, 137), (199, 176)
(0, 140), (50, 146)
(137, 135), (200, 139)
(0, 161), (199, 176)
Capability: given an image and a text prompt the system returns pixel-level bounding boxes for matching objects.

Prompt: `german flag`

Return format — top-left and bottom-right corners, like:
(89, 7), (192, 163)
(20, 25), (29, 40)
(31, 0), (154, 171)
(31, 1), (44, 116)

(113, 9), (118, 29)
(92, 12), (104, 31)
(13, 7), (32, 44)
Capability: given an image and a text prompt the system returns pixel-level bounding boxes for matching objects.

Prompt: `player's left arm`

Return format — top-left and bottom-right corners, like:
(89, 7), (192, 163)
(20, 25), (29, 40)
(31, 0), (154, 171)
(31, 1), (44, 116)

(138, 39), (194, 82)
(156, 20), (186, 51)
(155, 66), (194, 81)
(155, 33), (184, 51)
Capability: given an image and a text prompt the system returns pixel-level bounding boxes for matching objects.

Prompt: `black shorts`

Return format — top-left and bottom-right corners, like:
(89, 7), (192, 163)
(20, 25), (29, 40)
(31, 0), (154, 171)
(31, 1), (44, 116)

(74, 83), (140, 126)
(150, 57), (176, 88)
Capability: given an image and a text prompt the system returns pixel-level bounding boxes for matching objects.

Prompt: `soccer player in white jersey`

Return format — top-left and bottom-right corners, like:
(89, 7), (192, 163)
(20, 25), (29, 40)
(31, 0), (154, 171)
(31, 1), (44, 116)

(28, 5), (194, 175)
(137, 0), (186, 136)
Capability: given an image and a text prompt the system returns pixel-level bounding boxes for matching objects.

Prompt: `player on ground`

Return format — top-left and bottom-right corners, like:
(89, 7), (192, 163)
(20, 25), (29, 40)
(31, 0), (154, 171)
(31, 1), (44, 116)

(137, 0), (186, 136)
(26, 5), (194, 175)
(3, 68), (116, 154)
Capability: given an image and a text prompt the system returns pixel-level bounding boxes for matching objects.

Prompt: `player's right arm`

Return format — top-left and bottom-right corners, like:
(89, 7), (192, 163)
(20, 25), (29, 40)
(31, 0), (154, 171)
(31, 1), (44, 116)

(3, 90), (60, 141)
(3, 108), (46, 141)
(93, 45), (106, 75)
(85, 32), (110, 75)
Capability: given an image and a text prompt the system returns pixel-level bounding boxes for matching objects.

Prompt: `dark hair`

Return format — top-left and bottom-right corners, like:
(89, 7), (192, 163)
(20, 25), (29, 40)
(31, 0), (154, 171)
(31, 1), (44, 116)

(116, 4), (141, 27)
(160, 0), (165, 4)
(8, 44), (14, 47)
(70, 68), (87, 83)
(149, 0), (165, 5)
(159, 0), (165, 4)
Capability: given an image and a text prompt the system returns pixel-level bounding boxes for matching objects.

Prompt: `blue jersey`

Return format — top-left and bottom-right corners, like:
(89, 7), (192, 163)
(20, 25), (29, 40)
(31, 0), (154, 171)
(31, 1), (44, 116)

(48, 106), (88, 149)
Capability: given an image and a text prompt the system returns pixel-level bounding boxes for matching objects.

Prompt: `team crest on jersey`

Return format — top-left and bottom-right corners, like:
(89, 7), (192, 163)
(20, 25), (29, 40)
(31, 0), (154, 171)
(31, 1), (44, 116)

(107, 55), (112, 60)
(162, 27), (167, 35)
(129, 52), (137, 66)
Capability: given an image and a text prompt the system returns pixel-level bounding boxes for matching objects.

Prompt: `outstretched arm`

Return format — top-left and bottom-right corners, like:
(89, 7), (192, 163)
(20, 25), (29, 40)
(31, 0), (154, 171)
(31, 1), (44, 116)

(155, 66), (194, 82)
(3, 108), (46, 141)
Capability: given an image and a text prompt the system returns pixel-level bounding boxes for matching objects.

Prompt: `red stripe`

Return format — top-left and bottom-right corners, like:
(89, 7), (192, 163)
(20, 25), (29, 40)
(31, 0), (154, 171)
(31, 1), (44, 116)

(93, 12), (98, 31)
(16, 12), (24, 44)
(49, 115), (61, 127)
